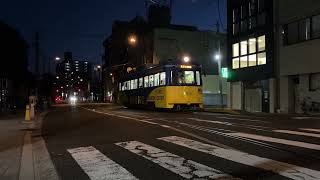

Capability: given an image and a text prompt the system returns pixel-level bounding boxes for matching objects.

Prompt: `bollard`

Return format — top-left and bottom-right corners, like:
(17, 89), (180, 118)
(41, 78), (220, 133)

(25, 105), (30, 121)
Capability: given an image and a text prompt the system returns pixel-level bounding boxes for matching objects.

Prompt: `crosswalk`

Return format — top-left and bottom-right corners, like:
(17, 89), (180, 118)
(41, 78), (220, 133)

(66, 135), (320, 180)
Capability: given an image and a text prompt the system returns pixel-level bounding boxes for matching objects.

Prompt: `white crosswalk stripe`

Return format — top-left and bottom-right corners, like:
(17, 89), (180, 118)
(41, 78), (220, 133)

(159, 136), (320, 180)
(229, 132), (320, 150)
(115, 141), (239, 180)
(273, 130), (320, 138)
(67, 146), (138, 180)
(300, 128), (320, 133)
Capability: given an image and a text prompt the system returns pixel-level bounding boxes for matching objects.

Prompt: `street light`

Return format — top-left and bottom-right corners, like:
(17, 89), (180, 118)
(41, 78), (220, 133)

(128, 35), (137, 45)
(55, 57), (61, 61)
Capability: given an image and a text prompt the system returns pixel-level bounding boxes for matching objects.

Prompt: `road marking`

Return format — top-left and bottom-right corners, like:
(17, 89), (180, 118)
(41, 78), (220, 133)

(300, 128), (320, 133)
(67, 146), (138, 180)
(188, 118), (233, 125)
(273, 130), (320, 138)
(116, 141), (238, 179)
(159, 136), (320, 180)
(215, 116), (268, 123)
(187, 118), (271, 131)
(81, 106), (232, 149)
(229, 132), (320, 151)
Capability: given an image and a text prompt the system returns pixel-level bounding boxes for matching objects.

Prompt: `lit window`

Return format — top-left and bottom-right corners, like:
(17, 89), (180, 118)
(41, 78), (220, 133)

(240, 56), (248, 68)
(258, 35), (265, 51)
(144, 76), (149, 87)
(249, 38), (256, 53)
(160, 72), (166, 85)
(154, 73), (160, 86)
(232, 58), (240, 69)
(240, 41), (247, 55)
(232, 43), (239, 57)
(149, 75), (154, 87)
(138, 78), (143, 88)
(249, 54), (257, 66)
(258, 52), (266, 65)
(196, 71), (201, 85)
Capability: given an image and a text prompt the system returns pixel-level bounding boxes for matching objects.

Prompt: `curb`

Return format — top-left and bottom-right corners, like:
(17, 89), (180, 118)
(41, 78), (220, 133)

(19, 112), (60, 180)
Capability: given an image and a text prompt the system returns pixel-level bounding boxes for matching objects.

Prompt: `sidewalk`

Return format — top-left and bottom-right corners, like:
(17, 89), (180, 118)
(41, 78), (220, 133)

(0, 112), (25, 180)
(0, 111), (59, 180)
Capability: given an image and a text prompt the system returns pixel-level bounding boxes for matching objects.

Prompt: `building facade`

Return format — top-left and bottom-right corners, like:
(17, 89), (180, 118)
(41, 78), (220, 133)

(228, 0), (320, 113)
(278, 0), (320, 113)
(55, 52), (92, 101)
(0, 21), (29, 110)
(227, 0), (276, 113)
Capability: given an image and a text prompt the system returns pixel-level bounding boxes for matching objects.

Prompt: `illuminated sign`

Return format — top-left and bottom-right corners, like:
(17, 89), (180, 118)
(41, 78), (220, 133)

(180, 65), (192, 69)
(221, 68), (229, 79)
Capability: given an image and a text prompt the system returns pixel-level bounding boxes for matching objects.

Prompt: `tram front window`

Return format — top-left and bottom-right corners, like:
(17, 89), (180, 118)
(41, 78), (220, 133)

(172, 70), (195, 85)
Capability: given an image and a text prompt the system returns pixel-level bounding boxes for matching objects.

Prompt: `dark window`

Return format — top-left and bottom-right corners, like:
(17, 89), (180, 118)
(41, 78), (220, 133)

(249, 0), (257, 16)
(258, 0), (265, 12)
(312, 15), (320, 38)
(298, 19), (310, 41)
(241, 20), (248, 32)
(257, 12), (266, 26)
(241, 5), (248, 19)
(233, 23), (239, 35)
(233, 9), (239, 23)
(287, 22), (299, 44)
(249, 17), (257, 30)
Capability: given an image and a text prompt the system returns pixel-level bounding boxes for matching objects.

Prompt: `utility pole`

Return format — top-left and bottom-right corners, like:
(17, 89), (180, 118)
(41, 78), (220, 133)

(34, 32), (40, 76)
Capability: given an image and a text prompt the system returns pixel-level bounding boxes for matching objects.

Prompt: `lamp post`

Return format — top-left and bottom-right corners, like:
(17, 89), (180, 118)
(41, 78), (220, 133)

(215, 40), (223, 108)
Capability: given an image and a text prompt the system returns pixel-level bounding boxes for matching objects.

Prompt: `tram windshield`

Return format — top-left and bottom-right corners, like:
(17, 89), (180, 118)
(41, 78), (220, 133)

(172, 69), (201, 85)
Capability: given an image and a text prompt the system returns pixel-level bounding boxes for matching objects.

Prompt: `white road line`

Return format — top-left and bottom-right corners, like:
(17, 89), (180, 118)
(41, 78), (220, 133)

(116, 141), (238, 180)
(67, 146), (138, 180)
(187, 118), (271, 131)
(229, 132), (320, 151)
(273, 130), (320, 138)
(188, 118), (233, 125)
(159, 136), (320, 180)
(216, 116), (268, 123)
(300, 128), (320, 133)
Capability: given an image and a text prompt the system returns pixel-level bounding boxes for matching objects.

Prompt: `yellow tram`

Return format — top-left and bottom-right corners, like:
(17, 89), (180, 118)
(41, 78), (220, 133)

(118, 61), (203, 110)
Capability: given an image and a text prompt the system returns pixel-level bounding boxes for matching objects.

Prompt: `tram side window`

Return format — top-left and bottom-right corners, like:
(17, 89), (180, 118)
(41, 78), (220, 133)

(133, 79), (138, 89)
(160, 72), (166, 85)
(149, 75), (154, 87)
(126, 81), (131, 90)
(196, 71), (201, 85)
(154, 73), (160, 86)
(121, 82), (125, 91)
(144, 76), (149, 87)
(138, 78), (143, 88)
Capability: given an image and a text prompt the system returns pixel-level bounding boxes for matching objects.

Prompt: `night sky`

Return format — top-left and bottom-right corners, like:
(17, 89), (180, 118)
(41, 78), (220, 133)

(1, 0), (226, 71)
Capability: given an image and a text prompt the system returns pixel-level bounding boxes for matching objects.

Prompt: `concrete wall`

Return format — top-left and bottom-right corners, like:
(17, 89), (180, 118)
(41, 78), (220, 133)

(231, 82), (242, 110)
(202, 75), (229, 106)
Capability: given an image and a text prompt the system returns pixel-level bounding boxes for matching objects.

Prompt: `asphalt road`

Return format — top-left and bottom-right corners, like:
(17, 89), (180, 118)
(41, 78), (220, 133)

(42, 104), (320, 180)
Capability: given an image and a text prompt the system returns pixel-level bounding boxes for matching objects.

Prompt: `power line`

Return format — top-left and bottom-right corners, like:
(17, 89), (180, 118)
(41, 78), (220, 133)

(217, 0), (225, 30)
